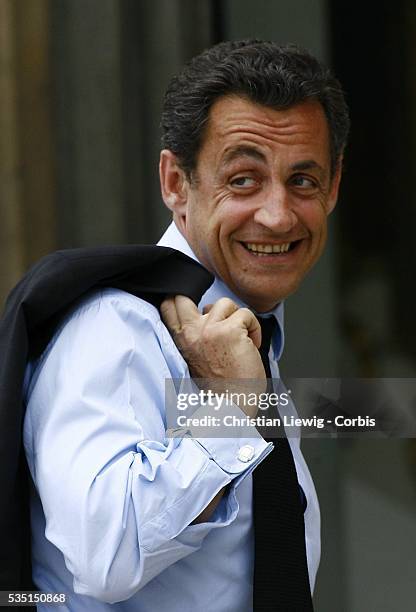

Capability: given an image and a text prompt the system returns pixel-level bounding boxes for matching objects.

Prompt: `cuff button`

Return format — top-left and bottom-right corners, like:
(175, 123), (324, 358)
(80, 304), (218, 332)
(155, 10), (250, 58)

(237, 444), (255, 463)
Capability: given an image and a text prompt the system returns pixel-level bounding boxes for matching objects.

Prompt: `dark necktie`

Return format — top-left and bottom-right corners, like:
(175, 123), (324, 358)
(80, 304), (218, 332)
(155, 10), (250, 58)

(253, 316), (314, 611)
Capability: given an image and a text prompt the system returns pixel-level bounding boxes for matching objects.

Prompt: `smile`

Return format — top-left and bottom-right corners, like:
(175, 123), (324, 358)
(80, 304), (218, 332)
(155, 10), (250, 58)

(241, 241), (297, 255)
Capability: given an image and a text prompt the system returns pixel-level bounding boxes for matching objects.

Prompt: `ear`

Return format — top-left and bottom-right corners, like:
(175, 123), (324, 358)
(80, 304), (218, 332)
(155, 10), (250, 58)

(326, 157), (343, 215)
(159, 150), (189, 220)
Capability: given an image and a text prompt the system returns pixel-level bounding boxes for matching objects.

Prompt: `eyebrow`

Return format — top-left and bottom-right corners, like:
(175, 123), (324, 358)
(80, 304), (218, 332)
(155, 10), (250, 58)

(220, 148), (328, 181)
(221, 146), (267, 166)
(291, 160), (327, 181)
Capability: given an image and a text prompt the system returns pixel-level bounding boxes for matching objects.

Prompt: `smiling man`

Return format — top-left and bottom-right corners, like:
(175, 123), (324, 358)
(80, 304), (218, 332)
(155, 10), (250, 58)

(160, 96), (341, 311)
(23, 40), (349, 611)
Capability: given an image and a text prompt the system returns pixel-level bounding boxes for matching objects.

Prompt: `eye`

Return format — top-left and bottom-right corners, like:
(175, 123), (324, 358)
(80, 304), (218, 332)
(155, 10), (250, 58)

(290, 175), (317, 189)
(229, 176), (257, 189)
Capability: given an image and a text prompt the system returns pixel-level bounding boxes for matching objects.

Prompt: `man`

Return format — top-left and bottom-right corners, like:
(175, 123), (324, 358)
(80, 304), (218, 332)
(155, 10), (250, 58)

(23, 40), (349, 610)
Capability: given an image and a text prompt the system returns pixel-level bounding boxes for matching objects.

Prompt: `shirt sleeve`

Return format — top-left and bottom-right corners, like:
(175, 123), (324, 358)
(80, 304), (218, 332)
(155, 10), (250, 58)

(24, 290), (270, 603)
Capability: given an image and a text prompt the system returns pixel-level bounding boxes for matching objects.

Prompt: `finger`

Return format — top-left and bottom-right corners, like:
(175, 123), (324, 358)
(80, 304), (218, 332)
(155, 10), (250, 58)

(202, 303), (214, 315)
(160, 297), (181, 332)
(205, 297), (240, 323)
(172, 295), (201, 325)
(229, 308), (262, 348)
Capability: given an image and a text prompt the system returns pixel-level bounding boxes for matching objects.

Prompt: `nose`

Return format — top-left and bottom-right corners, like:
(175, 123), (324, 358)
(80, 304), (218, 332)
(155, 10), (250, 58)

(253, 185), (297, 234)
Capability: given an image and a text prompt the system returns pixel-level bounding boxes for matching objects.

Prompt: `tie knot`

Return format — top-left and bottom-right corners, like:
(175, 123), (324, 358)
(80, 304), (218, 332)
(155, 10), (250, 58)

(259, 316), (277, 355)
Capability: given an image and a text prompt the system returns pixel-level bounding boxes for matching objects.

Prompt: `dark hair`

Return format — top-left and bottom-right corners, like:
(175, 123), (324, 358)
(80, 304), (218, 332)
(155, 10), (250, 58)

(161, 39), (350, 178)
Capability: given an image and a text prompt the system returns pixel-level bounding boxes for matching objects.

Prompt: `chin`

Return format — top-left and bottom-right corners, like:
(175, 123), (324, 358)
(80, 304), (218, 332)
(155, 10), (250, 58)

(245, 280), (298, 305)
(241, 292), (281, 312)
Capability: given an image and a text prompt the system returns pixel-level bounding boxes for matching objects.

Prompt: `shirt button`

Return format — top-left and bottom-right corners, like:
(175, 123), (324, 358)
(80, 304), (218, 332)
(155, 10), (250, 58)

(237, 445), (255, 463)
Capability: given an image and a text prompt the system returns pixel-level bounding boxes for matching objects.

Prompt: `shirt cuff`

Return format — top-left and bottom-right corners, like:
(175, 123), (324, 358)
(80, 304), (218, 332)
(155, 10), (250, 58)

(162, 378), (272, 532)
(168, 391), (272, 497)
(171, 427), (272, 542)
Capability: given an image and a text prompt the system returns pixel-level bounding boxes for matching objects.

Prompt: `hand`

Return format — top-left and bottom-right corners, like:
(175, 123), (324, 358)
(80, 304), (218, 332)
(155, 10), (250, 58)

(160, 296), (266, 416)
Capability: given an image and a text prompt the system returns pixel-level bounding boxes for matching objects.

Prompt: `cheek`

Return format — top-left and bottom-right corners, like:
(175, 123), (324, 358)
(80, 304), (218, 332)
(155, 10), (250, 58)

(217, 198), (256, 231)
(191, 189), (230, 223)
(297, 200), (328, 233)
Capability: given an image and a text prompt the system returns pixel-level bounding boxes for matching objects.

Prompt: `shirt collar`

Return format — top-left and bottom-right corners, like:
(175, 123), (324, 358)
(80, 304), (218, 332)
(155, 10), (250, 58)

(158, 221), (285, 360)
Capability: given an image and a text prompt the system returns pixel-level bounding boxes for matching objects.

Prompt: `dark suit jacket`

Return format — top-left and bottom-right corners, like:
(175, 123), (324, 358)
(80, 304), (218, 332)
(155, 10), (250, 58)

(0, 245), (213, 598)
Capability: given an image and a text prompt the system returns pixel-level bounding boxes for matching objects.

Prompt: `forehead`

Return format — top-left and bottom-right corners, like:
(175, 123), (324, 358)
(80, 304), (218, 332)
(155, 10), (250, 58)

(198, 95), (331, 169)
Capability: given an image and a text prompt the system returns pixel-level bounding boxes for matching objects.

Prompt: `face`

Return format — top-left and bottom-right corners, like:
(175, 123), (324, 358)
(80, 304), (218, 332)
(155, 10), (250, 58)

(160, 96), (341, 312)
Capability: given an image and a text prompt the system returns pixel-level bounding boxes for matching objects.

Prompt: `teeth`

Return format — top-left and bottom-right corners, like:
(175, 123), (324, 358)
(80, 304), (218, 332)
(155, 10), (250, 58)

(245, 242), (291, 254)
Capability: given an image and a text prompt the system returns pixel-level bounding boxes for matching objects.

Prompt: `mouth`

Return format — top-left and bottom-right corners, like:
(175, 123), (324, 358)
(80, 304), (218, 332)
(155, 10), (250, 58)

(240, 240), (301, 256)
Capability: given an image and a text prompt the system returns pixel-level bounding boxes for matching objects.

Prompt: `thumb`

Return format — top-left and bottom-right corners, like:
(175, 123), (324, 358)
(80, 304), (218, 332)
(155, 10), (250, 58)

(160, 295), (201, 333)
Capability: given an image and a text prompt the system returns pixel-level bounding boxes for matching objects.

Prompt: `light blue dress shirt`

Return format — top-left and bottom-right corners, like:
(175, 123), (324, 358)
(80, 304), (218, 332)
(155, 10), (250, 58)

(23, 222), (320, 611)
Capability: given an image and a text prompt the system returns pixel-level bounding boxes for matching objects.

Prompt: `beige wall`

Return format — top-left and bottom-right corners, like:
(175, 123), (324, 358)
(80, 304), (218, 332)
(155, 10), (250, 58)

(0, 0), (56, 306)
(0, 0), (213, 308)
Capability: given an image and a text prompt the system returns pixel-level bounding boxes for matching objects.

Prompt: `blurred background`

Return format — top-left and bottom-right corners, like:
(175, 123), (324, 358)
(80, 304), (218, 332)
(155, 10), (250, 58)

(1, 0), (416, 609)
